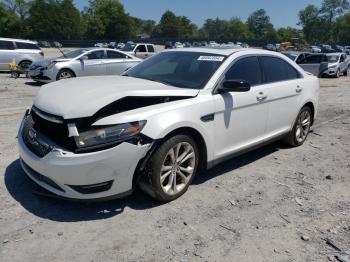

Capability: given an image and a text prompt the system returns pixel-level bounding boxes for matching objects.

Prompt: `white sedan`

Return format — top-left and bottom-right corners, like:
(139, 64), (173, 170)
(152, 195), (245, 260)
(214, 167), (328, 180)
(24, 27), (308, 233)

(18, 48), (319, 201)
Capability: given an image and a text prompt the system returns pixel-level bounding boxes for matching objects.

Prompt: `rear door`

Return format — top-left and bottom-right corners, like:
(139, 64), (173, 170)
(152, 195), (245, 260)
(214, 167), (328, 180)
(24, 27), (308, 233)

(105, 50), (132, 75)
(80, 50), (106, 76)
(0, 40), (15, 70)
(259, 55), (304, 138)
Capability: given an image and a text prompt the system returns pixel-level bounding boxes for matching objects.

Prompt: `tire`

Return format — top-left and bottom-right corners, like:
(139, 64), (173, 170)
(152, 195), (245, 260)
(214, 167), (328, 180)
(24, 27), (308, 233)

(19, 60), (32, 70)
(56, 69), (74, 80)
(335, 69), (340, 78)
(283, 106), (312, 147)
(344, 68), (348, 76)
(140, 135), (199, 202)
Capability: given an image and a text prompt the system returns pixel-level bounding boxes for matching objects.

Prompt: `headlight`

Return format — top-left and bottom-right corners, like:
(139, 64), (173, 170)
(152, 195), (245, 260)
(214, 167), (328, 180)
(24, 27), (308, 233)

(47, 62), (56, 69)
(74, 121), (146, 149)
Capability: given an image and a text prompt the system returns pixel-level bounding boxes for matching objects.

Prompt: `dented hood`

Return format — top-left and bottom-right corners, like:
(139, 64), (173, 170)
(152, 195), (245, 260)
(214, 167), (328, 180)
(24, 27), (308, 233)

(34, 75), (199, 119)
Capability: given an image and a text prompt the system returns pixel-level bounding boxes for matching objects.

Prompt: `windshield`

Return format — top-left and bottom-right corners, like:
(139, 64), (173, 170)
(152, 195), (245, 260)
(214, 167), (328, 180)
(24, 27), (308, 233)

(59, 49), (87, 59)
(326, 55), (340, 63)
(283, 53), (298, 61)
(125, 51), (226, 89)
(122, 43), (136, 51)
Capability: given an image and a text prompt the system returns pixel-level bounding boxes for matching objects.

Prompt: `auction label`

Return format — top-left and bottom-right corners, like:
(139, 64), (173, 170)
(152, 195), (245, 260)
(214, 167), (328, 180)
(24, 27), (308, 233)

(198, 56), (225, 61)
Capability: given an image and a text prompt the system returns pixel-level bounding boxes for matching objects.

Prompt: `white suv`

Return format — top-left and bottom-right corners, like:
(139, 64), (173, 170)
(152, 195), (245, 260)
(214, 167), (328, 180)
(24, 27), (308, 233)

(0, 38), (44, 70)
(18, 48), (319, 202)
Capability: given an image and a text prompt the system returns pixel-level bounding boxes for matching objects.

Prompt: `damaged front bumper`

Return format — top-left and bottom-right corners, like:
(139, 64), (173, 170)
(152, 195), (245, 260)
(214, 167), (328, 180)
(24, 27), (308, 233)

(18, 116), (152, 200)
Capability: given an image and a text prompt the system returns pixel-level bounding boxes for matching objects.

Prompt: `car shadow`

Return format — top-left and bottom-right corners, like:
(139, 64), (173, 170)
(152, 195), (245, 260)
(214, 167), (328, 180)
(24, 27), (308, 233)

(4, 141), (286, 222)
(24, 81), (45, 87)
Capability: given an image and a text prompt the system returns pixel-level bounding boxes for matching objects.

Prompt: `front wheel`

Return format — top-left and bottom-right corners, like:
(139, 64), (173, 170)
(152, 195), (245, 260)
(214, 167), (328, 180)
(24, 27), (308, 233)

(140, 135), (199, 202)
(283, 107), (312, 147)
(335, 69), (340, 78)
(57, 69), (74, 80)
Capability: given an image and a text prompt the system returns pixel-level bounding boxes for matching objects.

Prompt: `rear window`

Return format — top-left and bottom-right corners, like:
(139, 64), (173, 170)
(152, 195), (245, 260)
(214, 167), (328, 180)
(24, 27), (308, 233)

(0, 40), (15, 50)
(15, 42), (40, 50)
(260, 56), (301, 83)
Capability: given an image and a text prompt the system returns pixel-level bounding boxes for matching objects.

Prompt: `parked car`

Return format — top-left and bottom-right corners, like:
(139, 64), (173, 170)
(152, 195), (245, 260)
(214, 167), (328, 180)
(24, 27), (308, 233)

(116, 42), (125, 49)
(108, 42), (116, 49)
(174, 42), (184, 48)
(265, 44), (277, 51)
(164, 41), (173, 49)
(0, 37), (44, 70)
(18, 48), (319, 201)
(343, 46), (350, 55)
(320, 45), (336, 53)
(192, 42), (201, 47)
(52, 41), (62, 48)
(321, 53), (349, 77)
(28, 48), (141, 83)
(309, 45), (321, 53)
(38, 41), (51, 48)
(94, 43), (105, 48)
(208, 41), (220, 47)
(122, 43), (156, 59)
(282, 52), (326, 77)
(183, 42), (192, 48)
(200, 41), (208, 46)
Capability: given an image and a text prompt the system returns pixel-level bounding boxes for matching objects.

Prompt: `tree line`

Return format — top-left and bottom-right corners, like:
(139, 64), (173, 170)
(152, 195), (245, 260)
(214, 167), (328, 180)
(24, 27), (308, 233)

(0, 0), (350, 44)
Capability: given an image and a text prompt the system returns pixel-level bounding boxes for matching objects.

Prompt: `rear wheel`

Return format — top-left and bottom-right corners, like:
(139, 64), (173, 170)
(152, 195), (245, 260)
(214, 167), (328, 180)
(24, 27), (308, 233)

(57, 69), (74, 80)
(283, 107), (312, 147)
(140, 135), (199, 202)
(335, 69), (340, 78)
(344, 68), (348, 76)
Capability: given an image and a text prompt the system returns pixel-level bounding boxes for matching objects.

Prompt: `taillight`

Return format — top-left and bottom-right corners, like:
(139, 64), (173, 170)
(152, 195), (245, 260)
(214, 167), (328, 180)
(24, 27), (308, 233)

(39, 51), (44, 57)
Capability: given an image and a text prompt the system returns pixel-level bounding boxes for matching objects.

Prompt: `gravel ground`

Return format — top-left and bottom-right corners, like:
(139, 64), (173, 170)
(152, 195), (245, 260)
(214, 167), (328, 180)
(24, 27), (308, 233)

(0, 73), (349, 262)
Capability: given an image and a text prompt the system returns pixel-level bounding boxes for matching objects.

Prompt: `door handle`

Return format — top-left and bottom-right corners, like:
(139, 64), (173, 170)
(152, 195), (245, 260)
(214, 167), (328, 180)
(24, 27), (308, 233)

(256, 92), (267, 102)
(296, 86), (303, 93)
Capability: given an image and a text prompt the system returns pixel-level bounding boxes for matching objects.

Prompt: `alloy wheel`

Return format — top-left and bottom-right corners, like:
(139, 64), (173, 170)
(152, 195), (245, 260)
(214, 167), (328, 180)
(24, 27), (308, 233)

(160, 142), (196, 196)
(59, 71), (73, 79)
(295, 110), (311, 143)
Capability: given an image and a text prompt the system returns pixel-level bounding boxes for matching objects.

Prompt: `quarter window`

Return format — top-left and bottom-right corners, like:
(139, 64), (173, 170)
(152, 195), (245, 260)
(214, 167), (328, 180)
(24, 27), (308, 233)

(224, 56), (262, 86)
(260, 56), (301, 83)
(0, 40), (15, 50)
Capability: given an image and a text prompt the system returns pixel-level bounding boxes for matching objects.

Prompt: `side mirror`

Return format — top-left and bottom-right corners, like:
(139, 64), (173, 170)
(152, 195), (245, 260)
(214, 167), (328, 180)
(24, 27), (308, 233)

(80, 56), (88, 61)
(218, 80), (251, 93)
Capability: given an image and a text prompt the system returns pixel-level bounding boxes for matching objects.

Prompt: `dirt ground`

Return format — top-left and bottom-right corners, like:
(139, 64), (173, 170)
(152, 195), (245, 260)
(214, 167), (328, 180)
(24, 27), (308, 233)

(0, 72), (349, 262)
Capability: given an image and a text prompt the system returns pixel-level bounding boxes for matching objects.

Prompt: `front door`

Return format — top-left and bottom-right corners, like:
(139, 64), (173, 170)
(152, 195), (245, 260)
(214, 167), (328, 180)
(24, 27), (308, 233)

(80, 50), (106, 76)
(213, 56), (269, 160)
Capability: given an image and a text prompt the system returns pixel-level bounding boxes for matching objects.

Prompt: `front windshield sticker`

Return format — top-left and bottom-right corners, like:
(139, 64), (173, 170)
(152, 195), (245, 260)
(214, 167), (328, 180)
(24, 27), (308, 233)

(198, 56), (225, 62)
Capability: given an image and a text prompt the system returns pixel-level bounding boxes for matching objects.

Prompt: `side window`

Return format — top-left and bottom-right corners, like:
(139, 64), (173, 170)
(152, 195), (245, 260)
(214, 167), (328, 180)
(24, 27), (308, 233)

(147, 45), (155, 53)
(260, 56), (300, 83)
(298, 54), (323, 64)
(15, 42), (40, 50)
(87, 50), (105, 60)
(224, 56), (262, 86)
(106, 50), (125, 59)
(340, 55), (345, 62)
(0, 40), (15, 50)
(135, 45), (146, 52)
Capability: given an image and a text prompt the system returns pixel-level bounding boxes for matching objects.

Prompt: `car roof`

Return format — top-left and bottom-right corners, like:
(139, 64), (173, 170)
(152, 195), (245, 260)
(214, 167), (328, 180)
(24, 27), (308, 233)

(0, 37), (37, 44)
(164, 47), (243, 56)
(326, 52), (342, 55)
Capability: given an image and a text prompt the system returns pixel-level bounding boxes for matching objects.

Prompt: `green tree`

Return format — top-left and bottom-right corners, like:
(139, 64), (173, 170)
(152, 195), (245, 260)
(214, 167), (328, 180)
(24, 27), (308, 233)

(335, 11), (350, 43)
(26, 0), (81, 40)
(298, 5), (325, 43)
(225, 18), (251, 40)
(203, 18), (228, 40)
(154, 10), (180, 38)
(82, 0), (134, 39)
(277, 27), (302, 42)
(0, 2), (21, 37)
(247, 9), (275, 40)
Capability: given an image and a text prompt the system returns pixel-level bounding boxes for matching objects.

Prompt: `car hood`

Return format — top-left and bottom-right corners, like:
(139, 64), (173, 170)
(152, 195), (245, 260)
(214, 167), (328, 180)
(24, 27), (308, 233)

(31, 57), (72, 68)
(34, 75), (199, 119)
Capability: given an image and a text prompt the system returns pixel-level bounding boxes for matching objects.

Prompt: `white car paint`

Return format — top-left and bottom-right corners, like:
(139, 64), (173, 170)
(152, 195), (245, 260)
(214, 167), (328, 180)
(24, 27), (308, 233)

(18, 48), (319, 200)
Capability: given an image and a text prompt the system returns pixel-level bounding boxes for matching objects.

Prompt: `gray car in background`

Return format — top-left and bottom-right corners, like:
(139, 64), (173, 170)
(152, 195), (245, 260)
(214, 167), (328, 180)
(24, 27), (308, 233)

(0, 37), (44, 70)
(28, 48), (141, 83)
(321, 53), (349, 77)
(282, 51), (324, 76)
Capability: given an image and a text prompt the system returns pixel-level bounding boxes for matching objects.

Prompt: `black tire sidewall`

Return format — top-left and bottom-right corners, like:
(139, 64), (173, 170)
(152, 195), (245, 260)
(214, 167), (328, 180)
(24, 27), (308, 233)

(147, 135), (199, 202)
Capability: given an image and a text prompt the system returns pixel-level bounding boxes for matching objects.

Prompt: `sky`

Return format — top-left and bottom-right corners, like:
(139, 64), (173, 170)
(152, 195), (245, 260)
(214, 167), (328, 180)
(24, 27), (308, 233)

(74, 0), (323, 28)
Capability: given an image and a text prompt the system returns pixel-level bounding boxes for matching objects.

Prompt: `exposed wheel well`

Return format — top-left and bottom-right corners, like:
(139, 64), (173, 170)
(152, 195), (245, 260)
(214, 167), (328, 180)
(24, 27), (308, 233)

(303, 102), (315, 125)
(18, 60), (32, 68)
(162, 127), (208, 172)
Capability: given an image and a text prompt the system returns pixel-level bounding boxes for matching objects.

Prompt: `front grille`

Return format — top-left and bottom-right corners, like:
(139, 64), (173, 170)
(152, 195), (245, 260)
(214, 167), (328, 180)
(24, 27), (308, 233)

(22, 160), (65, 192)
(22, 115), (53, 157)
(30, 109), (76, 152)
